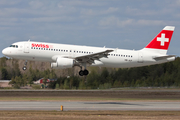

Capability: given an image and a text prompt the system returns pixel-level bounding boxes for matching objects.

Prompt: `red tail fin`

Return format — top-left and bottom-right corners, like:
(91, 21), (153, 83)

(145, 26), (175, 50)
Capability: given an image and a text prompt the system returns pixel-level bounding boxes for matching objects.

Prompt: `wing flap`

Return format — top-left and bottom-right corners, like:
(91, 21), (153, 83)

(75, 49), (114, 64)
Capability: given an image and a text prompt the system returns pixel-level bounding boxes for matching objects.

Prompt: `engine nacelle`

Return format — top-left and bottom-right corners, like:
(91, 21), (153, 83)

(51, 57), (75, 69)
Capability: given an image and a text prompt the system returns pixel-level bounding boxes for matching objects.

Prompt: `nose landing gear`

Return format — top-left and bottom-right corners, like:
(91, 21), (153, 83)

(22, 60), (27, 71)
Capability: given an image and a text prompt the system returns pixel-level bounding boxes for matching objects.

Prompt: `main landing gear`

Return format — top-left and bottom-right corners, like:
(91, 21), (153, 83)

(22, 60), (27, 71)
(79, 69), (89, 76)
(78, 63), (89, 76)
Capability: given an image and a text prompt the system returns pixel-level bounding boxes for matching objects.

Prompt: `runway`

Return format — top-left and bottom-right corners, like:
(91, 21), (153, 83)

(0, 101), (180, 111)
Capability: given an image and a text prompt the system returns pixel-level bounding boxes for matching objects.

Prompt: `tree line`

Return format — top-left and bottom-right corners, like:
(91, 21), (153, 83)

(0, 57), (180, 89)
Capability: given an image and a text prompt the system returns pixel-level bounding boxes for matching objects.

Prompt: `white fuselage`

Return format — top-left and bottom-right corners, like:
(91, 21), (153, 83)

(2, 41), (173, 68)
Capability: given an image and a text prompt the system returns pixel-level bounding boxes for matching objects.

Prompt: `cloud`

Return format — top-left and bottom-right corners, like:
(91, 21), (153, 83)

(23, 16), (74, 23)
(81, 7), (119, 17)
(99, 16), (174, 28)
(0, 0), (21, 6)
(137, 20), (166, 26)
(104, 7), (119, 14)
(99, 16), (134, 27)
(126, 6), (164, 16)
(172, 0), (180, 7)
(59, 0), (106, 7)
(29, 1), (44, 9)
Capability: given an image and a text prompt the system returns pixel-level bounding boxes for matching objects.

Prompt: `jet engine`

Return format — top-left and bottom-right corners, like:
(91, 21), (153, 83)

(51, 57), (75, 69)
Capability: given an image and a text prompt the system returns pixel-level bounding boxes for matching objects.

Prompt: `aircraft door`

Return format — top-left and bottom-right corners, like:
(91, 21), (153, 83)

(138, 52), (143, 63)
(24, 43), (29, 53)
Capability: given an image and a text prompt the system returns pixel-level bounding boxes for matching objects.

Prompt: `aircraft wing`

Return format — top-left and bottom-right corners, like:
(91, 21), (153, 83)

(74, 49), (114, 64)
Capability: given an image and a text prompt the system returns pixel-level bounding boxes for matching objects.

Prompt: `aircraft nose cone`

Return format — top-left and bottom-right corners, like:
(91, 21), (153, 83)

(2, 49), (5, 55)
(2, 48), (8, 56)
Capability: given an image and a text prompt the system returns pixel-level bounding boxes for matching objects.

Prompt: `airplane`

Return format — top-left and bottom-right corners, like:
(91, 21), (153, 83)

(2, 26), (176, 76)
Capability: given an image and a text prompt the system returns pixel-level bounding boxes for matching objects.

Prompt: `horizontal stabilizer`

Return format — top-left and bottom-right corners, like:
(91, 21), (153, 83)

(153, 55), (176, 61)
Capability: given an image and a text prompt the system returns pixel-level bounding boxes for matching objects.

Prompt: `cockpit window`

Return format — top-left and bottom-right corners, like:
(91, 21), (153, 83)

(10, 45), (18, 48)
(10, 45), (15, 47)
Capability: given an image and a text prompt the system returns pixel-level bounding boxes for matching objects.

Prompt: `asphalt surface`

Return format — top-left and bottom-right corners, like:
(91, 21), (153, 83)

(0, 90), (180, 111)
(0, 101), (180, 111)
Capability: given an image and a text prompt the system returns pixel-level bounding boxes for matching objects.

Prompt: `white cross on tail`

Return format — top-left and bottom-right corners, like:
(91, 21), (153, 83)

(157, 33), (169, 46)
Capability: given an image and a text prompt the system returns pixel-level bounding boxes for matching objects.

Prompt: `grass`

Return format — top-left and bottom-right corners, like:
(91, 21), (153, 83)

(0, 111), (180, 120)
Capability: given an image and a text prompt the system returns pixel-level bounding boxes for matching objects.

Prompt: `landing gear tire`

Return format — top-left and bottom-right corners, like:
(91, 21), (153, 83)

(79, 70), (84, 76)
(22, 66), (27, 71)
(79, 69), (89, 76)
(83, 69), (89, 76)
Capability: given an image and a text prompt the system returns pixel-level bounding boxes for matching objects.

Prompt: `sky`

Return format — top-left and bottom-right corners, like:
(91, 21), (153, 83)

(0, 0), (180, 57)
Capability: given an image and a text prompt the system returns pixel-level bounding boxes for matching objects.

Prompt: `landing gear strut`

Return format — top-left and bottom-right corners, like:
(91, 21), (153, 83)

(22, 60), (27, 71)
(78, 63), (89, 76)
